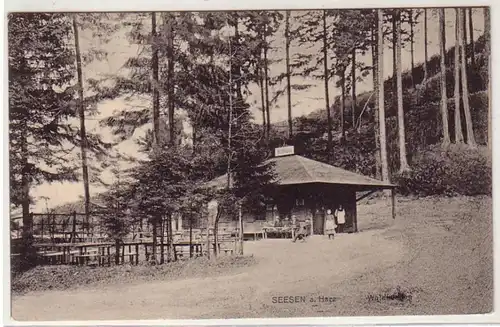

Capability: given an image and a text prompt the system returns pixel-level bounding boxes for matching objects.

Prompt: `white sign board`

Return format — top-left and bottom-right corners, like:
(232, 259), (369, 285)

(274, 146), (295, 157)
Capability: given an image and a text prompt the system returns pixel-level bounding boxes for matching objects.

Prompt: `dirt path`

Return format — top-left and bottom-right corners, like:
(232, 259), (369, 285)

(12, 230), (404, 320)
(11, 196), (493, 321)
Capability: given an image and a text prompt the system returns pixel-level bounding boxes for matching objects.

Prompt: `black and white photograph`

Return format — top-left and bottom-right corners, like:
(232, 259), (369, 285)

(7, 5), (493, 322)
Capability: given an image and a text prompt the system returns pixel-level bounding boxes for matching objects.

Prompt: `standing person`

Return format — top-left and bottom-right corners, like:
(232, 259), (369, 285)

(335, 205), (346, 233)
(291, 214), (298, 239)
(325, 209), (337, 239)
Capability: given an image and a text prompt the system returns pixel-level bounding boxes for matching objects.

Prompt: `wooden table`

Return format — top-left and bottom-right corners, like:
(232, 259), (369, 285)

(34, 242), (114, 266)
(263, 227), (293, 239)
(173, 241), (203, 259)
(128, 241), (204, 262)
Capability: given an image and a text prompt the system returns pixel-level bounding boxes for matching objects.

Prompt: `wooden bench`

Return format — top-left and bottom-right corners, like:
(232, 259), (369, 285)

(40, 251), (65, 265)
(217, 234), (236, 255)
(122, 251), (139, 265)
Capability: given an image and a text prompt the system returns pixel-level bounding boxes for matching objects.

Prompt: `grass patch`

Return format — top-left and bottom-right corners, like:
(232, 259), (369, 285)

(12, 255), (257, 296)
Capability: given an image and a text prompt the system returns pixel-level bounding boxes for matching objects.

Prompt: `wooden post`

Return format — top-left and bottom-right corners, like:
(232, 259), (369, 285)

(238, 203), (243, 255)
(52, 214), (56, 240)
(40, 217), (44, 241)
(352, 192), (358, 233)
(71, 211), (77, 243)
(189, 213), (193, 258)
(206, 227), (210, 259)
(391, 188), (396, 219)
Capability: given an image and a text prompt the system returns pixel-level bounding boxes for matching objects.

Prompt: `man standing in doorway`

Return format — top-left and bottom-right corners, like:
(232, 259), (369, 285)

(335, 205), (346, 233)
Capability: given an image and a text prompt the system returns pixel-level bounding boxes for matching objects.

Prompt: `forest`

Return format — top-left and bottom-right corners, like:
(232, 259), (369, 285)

(9, 8), (491, 268)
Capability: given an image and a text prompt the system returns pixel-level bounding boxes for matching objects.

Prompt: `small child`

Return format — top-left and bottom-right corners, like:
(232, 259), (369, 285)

(292, 223), (308, 242)
(325, 209), (337, 239)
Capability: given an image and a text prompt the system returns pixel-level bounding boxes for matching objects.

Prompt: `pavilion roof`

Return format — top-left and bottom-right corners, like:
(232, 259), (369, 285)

(207, 154), (395, 191)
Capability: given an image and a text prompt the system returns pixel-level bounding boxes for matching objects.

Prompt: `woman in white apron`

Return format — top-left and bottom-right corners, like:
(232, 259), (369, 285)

(335, 205), (346, 233)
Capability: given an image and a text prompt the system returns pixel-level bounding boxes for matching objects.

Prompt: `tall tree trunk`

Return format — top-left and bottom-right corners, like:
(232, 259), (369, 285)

(166, 17), (175, 147)
(351, 48), (356, 130)
(151, 13), (160, 147)
(485, 7), (491, 150)
(462, 8), (468, 65)
(73, 15), (91, 235)
(205, 214), (211, 259)
(167, 214), (173, 261)
(423, 9), (428, 82)
(392, 12), (397, 117)
(151, 219), (157, 263)
(233, 14), (243, 102)
(323, 10), (332, 159)
(285, 10), (293, 140)
(259, 64), (266, 136)
(459, 9), (476, 147)
(439, 8), (451, 147)
(454, 8), (465, 144)
(150, 12), (160, 265)
(114, 238), (121, 265)
(377, 9), (390, 182)
(213, 208), (222, 258)
(371, 28), (376, 84)
(409, 9), (415, 87)
(372, 22), (382, 180)
(263, 34), (271, 138)
(189, 212), (193, 258)
(20, 122), (35, 269)
(469, 8), (475, 67)
(238, 203), (243, 255)
(341, 67), (346, 141)
(192, 125), (197, 154)
(392, 12), (397, 85)
(395, 10), (410, 172)
(160, 216), (165, 264)
(442, 9), (447, 66)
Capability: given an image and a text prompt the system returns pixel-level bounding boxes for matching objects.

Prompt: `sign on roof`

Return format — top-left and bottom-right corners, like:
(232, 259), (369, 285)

(275, 146), (295, 157)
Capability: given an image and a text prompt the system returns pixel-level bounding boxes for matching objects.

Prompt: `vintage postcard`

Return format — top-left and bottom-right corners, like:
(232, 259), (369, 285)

(5, 2), (495, 324)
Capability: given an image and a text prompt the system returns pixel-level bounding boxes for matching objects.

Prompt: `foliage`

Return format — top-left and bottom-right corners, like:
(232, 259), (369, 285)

(98, 174), (134, 240)
(9, 13), (79, 205)
(395, 145), (491, 196)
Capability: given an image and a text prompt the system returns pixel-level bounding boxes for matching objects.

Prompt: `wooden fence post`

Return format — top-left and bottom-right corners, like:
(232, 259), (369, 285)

(238, 203), (243, 256)
(71, 211), (77, 243)
(40, 217), (44, 241)
(391, 188), (396, 220)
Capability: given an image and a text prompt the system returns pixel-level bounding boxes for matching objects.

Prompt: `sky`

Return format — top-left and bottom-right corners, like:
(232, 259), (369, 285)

(25, 8), (487, 213)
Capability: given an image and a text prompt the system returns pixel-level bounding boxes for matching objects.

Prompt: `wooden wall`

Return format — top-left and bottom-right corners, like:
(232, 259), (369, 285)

(195, 184), (360, 234)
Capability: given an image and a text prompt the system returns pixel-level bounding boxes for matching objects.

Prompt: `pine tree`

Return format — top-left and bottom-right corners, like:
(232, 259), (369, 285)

(72, 15), (92, 232)
(9, 13), (79, 268)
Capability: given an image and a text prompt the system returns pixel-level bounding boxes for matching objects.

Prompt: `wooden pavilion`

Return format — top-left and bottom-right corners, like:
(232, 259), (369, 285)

(206, 146), (396, 236)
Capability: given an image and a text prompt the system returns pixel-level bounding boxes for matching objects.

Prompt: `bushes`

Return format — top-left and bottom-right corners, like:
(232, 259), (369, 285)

(395, 145), (491, 197)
